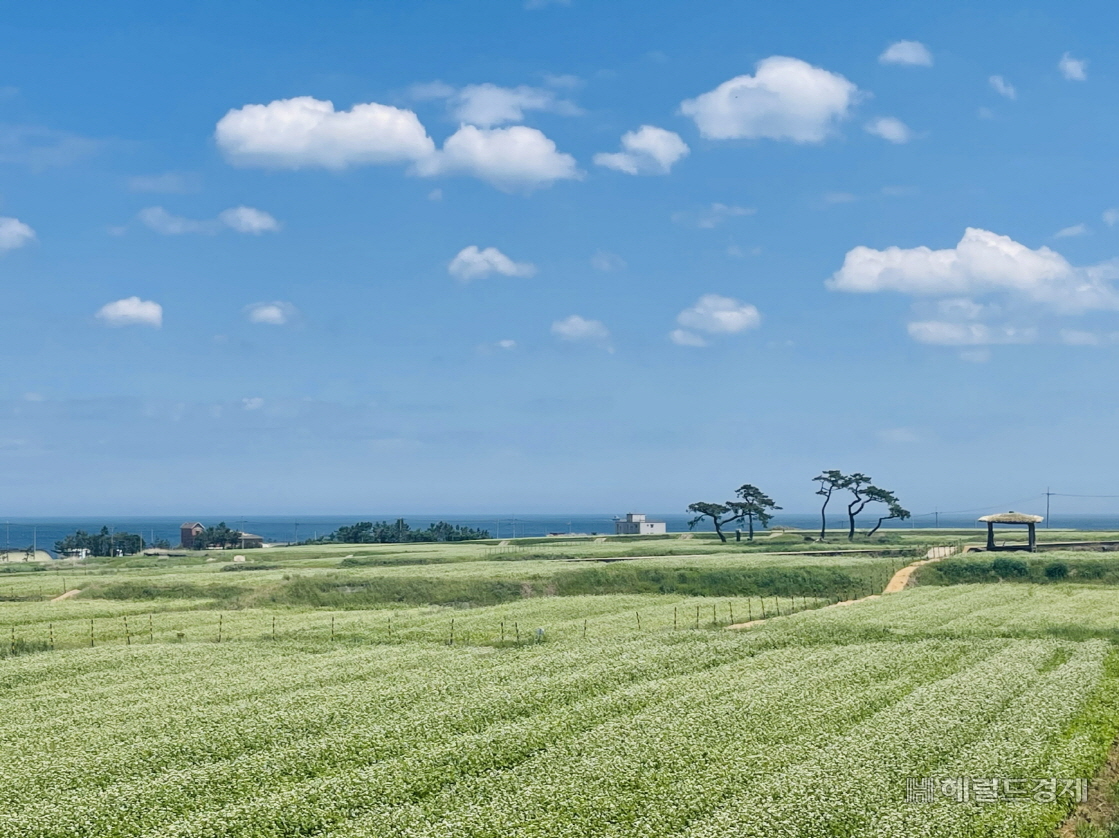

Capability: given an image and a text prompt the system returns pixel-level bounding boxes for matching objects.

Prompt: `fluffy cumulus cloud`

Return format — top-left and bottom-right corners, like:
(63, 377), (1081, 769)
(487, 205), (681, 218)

(989, 76), (1016, 100)
(864, 116), (913, 144)
(878, 41), (933, 67)
(95, 297), (163, 328)
(139, 206), (280, 235)
(680, 56), (859, 143)
(0, 217), (35, 251)
(216, 94), (579, 192)
(671, 294), (761, 346)
(594, 125), (689, 175)
(1059, 53), (1087, 81)
(551, 314), (610, 344)
(448, 245), (536, 281)
(829, 228), (1119, 346)
(416, 125), (580, 192)
(827, 228), (1119, 311)
(215, 96), (435, 169)
(245, 301), (298, 325)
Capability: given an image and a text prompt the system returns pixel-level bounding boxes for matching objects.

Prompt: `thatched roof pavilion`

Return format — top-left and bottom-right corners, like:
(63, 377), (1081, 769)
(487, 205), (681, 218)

(978, 511), (1044, 552)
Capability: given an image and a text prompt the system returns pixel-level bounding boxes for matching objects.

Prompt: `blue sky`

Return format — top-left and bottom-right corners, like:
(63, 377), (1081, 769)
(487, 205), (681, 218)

(0, 0), (1116, 517)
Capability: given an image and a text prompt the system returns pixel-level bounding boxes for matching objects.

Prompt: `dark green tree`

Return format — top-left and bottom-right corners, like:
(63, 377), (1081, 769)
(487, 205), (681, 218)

(841, 473), (874, 540)
(732, 484), (782, 540)
(812, 470), (846, 541)
(191, 522), (243, 550)
(687, 502), (742, 543)
(326, 519), (489, 544)
(864, 488), (911, 537)
(54, 526), (143, 557)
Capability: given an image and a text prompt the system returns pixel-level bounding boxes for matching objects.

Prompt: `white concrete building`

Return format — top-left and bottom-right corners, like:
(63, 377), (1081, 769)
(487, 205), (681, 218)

(615, 513), (667, 535)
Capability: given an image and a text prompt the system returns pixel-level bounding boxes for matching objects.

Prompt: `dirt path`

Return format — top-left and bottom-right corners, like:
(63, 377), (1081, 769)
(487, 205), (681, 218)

(50, 589), (81, 602)
(1057, 736), (1119, 836)
(726, 546), (957, 630)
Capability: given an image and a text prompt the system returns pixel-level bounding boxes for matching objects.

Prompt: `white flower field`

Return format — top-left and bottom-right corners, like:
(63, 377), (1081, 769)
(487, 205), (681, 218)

(2, 582), (1118, 837)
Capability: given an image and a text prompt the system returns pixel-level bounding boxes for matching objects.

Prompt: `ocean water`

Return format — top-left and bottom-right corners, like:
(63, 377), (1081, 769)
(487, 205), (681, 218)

(1, 511), (1115, 554)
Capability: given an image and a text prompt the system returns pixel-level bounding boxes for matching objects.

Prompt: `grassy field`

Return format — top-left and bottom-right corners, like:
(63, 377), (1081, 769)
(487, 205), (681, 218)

(4, 532), (1119, 836)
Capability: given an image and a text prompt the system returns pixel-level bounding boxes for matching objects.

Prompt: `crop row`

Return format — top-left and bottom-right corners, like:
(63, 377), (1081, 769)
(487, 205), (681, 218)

(1, 585), (1117, 837)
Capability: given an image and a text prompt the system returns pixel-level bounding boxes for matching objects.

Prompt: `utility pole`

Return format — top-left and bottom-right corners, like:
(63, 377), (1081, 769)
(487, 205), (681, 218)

(1045, 487), (1052, 528)
(934, 508), (939, 528)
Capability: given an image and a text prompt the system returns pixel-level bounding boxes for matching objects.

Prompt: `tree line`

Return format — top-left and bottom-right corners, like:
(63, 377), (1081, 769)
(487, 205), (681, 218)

(54, 527), (170, 557)
(689, 471), (910, 542)
(321, 519), (491, 544)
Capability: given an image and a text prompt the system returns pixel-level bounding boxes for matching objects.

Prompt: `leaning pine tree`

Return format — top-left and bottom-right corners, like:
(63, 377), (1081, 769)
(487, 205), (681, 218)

(731, 484), (782, 541)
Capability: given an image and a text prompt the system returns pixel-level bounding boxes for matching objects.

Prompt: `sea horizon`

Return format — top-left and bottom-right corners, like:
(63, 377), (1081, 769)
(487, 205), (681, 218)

(2, 510), (1116, 552)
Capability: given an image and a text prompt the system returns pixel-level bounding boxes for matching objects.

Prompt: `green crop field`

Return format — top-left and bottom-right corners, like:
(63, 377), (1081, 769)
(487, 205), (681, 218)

(3, 536), (1119, 836)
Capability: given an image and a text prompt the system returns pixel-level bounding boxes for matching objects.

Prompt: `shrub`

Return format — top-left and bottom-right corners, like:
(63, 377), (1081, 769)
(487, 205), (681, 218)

(992, 557), (1028, 578)
(1044, 562), (1069, 580)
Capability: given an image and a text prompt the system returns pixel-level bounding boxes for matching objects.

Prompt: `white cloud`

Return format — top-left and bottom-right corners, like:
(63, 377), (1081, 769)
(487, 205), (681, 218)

(242, 397), (265, 410)
(958, 348), (992, 363)
(96, 297), (163, 328)
(415, 125), (580, 192)
(215, 96), (435, 170)
(139, 206), (280, 235)
(878, 41), (933, 67)
(245, 301), (298, 325)
(827, 228), (1119, 313)
(594, 125), (689, 175)
(0, 217), (35, 251)
(1054, 223), (1088, 238)
(1059, 53), (1087, 81)
(427, 188), (443, 201)
(218, 206), (281, 234)
(906, 321), (1036, 346)
(679, 56), (859, 143)
(448, 245), (536, 281)
(989, 76), (1016, 100)
(551, 314), (610, 343)
(127, 173), (199, 193)
(673, 202), (755, 228)
(675, 294), (761, 341)
(1103, 209), (1119, 227)
(669, 328), (708, 347)
(823, 192), (858, 205)
(590, 250), (626, 271)
(449, 83), (579, 127)
(864, 116), (913, 144)
(497, 339), (517, 350)
(138, 206), (217, 235)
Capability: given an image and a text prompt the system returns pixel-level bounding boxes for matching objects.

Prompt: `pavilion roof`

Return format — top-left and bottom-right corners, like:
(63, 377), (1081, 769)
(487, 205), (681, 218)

(978, 512), (1044, 524)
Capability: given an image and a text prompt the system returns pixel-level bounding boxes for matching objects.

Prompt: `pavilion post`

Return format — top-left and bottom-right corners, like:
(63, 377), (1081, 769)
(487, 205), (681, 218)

(1028, 523), (1036, 552)
(986, 522), (995, 551)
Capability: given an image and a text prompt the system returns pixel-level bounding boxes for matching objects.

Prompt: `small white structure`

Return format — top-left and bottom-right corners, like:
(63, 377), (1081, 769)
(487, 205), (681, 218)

(615, 513), (667, 535)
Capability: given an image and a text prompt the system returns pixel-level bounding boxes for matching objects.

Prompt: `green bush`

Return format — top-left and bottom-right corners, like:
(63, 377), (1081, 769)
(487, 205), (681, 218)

(1044, 562), (1069, 580)
(992, 557), (1028, 578)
